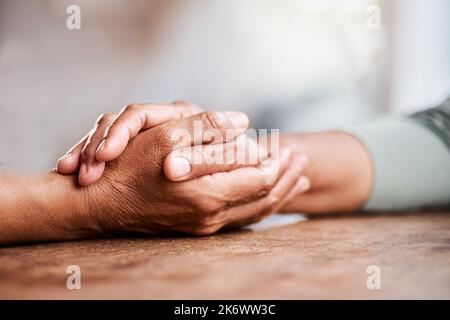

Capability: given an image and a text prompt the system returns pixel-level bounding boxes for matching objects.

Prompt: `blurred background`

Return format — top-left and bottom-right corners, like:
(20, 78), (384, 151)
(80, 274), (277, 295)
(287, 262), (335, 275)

(0, 0), (449, 169)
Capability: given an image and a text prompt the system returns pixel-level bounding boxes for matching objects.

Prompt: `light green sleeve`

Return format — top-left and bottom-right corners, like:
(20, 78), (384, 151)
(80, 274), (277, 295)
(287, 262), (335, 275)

(343, 117), (450, 211)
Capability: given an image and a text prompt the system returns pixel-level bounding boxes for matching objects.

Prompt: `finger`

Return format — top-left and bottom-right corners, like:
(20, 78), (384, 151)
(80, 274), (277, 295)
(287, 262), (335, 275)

(269, 155), (309, 213)
(280, 175), (311, 209)
(56, 134), (89, 175)
(220, 152), (309, 229)
(78, 112), (117, 186)
(183, 147), (292, 217)
(186, 151), (307, 235)
(216, 147), (291, 202)
(153, 110), (250, 152)
(163, 135), (269, 181)
(95, 101), (202, 162)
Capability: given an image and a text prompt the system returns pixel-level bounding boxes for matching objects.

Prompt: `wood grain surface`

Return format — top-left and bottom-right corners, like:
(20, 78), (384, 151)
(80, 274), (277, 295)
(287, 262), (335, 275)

(0, 212), (449, 299)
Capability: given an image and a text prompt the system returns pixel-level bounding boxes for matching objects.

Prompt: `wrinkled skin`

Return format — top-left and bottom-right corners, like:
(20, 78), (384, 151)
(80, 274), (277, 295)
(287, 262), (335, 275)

(81, 111), (307, 236)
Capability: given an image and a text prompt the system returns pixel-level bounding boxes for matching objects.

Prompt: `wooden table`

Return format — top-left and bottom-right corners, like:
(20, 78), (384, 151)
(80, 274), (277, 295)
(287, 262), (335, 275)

(1, 212), (449, 299)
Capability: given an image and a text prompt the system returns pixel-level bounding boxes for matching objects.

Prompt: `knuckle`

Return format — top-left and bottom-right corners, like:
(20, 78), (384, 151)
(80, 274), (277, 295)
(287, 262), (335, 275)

(123, 103), (141, 112)
(201, 111), (229, 143)
(258, 179), (274, 197)
(195, 215), (215, 228)
(171, 100), (195, 119)
(259, 186), (272, 198)
(194, 198), (224, 217)
(172, 100), (202, 115)
(202, 111), (224, 130)
(247, 214), (266, 226)
(96, 113), (107, 125)
(190, 224), (221, 236)
(103, 122), (117, 139)
(103, 112), (116, 118)
(171, 100), (191, 108)
(81, 142), (95, 160)
(95, 112), (116, 126)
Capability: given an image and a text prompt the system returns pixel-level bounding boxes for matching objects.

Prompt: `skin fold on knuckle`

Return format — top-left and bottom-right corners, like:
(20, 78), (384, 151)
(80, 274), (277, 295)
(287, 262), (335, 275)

(81, 143), (96, 162)
(169, 199), (223, 236)
(123, 103), (141, 113)
(96, 112), (116, 125)
(202, 111), (230, 142)
(194, 196), (225, 218)
(171, 100), (194, 116)
(178, 184), (229, 223)
(173, 100), (203, 114)
(254, 171), (278, 199)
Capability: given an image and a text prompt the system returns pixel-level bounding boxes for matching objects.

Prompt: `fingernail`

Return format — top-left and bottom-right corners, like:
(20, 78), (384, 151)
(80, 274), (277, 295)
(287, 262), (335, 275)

(96, 139), (106, 155)
(225, 112), (249, 129)
(296, 176), (311, 193)
(171, 157), (191, 179)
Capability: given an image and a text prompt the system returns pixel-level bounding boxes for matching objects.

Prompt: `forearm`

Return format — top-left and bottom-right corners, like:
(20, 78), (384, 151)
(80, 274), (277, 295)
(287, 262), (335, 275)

(0, 170), (93, 245)
(279, 117), (450, 214)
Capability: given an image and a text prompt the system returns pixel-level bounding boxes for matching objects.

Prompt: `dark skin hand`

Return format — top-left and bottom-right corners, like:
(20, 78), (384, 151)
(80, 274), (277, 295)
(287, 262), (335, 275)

(86, 111), (307, 235)
(0, 110), (309, 245)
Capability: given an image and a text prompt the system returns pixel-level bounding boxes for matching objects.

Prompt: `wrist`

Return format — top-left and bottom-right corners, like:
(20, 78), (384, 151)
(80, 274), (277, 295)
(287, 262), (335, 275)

(35, 171), (100, 240)
(0, 170), (98, 245)
(279, 131), (372, 213)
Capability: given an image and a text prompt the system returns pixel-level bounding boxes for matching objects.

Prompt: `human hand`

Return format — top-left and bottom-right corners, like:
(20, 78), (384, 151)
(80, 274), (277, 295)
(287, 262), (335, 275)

(57, 101), (311, 192)
(58, 101), (223, 186)
(80, 112), (310, 235)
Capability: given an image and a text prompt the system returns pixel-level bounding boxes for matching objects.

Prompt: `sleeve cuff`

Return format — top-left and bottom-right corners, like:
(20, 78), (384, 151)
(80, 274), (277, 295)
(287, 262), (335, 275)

(341, 117), (450, 211)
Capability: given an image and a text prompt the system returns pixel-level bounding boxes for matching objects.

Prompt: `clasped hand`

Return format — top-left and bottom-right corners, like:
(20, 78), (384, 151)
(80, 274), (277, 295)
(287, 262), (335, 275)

(56, 101), (310, 236)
